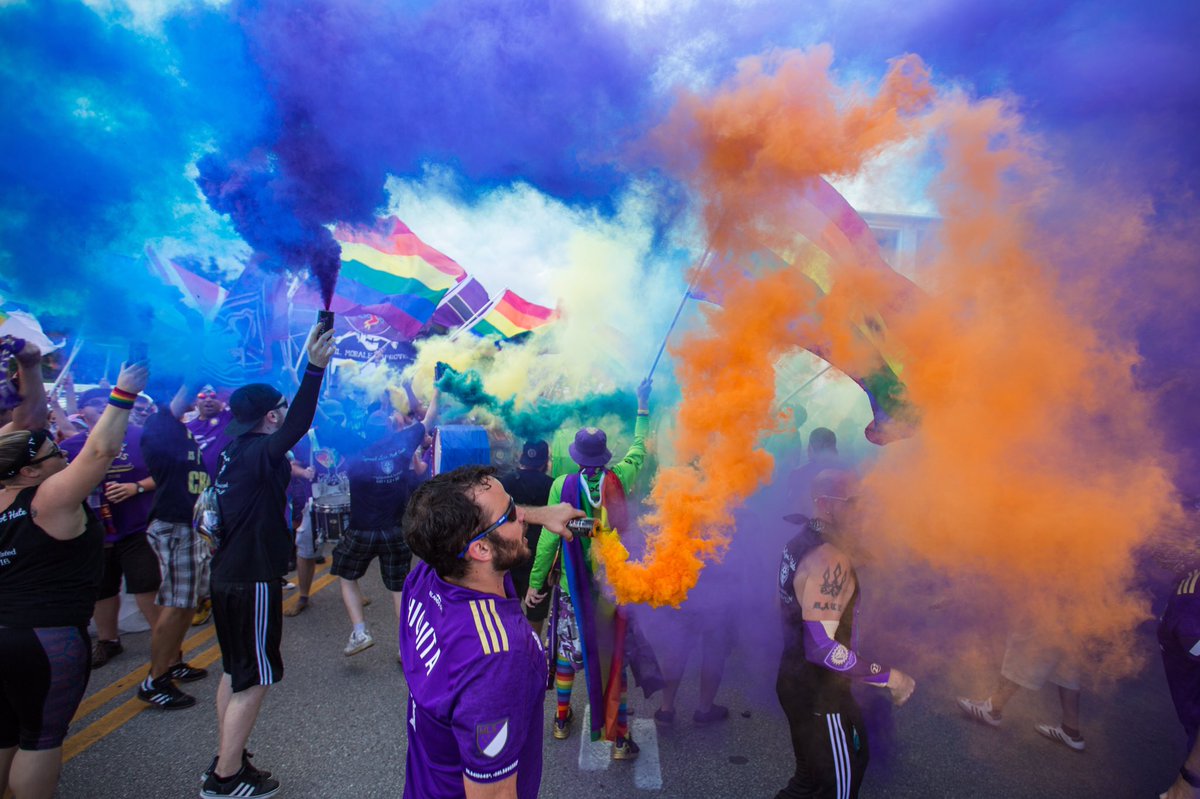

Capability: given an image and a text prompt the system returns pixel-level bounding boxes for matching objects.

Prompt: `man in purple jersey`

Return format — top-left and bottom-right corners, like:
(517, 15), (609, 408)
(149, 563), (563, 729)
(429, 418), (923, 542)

(186, 384), (233, 479)
(400, 465), (583, 799)
(1158, 501), (1200, 799)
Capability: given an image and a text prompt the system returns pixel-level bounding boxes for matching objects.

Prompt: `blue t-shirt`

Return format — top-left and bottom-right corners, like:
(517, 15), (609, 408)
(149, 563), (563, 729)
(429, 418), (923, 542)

(400, 560), (547, 799)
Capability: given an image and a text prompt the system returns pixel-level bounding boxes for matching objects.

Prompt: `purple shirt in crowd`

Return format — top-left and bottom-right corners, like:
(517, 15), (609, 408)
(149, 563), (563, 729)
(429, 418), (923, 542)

(186, 409), (234, 479)
(61, 426), (154, 544)
(1159, 569), (1200, 749)
(399, 560), (547, 799)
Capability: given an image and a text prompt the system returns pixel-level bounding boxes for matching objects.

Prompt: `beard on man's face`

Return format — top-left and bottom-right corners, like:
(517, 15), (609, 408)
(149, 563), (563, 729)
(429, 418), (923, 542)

(487, 529), (531, 573)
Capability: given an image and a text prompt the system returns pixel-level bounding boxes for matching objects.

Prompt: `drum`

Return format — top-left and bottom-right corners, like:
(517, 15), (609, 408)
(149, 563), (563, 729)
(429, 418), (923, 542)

(432, 425), (491, 475)
(311, 493), (351, 542)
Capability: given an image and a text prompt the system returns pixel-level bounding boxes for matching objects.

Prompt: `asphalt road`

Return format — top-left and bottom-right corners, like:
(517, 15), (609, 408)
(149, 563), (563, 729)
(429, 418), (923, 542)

(58, 562), (1185, 798)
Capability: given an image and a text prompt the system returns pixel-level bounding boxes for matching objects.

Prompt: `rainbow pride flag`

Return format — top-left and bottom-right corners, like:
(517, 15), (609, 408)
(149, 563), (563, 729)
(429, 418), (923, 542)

(334, 217), (467, 338)
(145, 245), (228, 322)
(470, 290), (555, 339)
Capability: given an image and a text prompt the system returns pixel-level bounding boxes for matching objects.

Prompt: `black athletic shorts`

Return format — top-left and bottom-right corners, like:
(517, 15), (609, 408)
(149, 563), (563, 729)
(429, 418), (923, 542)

(0, 625), (90, 750)
(775, 671), (869, 799)
(99, 532), (162, 600)
(211, 581), (283, 693)
(330, 527), (413, 592)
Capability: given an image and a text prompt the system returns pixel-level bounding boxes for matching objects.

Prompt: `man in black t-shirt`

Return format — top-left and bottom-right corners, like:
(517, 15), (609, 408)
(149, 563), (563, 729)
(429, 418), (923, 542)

(199, 325), (334, 799)
(499, 440), (554, 634)
(137, 382), (216, 710)
(331, 414), (425, 657)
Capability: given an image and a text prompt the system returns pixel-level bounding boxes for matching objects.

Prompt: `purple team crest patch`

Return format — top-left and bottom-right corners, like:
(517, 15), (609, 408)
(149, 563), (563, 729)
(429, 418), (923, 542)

(476, 718), (510, 758)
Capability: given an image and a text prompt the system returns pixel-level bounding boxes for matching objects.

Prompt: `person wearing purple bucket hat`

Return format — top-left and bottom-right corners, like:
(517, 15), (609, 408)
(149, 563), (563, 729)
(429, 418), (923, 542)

(527, 378), (652, 760)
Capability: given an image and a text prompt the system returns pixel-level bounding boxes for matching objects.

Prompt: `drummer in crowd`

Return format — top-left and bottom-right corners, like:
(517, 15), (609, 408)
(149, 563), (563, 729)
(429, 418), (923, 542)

(333, 411), (428, 657)
(285, 401), (364, 618)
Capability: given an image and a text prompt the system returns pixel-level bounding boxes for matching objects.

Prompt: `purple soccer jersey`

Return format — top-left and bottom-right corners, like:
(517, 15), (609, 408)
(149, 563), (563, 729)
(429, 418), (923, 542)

(1159, 570), (1200, 749)
(400, 560), (548, 799)
(186, 409), (233, 479)
(61, 426), (154, 543)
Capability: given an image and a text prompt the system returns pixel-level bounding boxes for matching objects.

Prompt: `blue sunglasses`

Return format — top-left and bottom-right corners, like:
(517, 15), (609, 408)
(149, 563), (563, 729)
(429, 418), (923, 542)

(458, 496), (517, 559)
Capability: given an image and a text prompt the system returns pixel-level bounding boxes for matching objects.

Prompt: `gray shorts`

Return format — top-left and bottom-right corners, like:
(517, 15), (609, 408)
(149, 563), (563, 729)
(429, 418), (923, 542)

(146, 520), (210, 609)
(294, 499), (326, 560)
(1001, 630), (1080, 691)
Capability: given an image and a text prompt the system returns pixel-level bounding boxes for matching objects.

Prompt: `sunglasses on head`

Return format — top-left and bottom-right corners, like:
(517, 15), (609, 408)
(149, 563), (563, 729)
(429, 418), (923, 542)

(457, 496), (517, 559)
(196, 392), (217, 400)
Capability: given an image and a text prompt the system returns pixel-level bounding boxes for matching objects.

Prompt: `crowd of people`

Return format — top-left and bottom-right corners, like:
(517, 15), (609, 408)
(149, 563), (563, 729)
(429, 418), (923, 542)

(1, 329), (1199, 799)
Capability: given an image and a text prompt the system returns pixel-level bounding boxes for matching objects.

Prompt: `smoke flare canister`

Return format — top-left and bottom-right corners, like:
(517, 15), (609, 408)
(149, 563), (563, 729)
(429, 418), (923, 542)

(317, 310), (335, 336)
(566, 518), (600, 537)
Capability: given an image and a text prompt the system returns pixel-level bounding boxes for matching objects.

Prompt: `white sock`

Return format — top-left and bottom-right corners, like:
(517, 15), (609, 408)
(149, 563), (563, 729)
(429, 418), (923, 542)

(353, 623), (366, 635)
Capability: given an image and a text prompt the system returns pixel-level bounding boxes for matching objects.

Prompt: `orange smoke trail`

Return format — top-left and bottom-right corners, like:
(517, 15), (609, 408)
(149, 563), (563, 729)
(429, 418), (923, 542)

(597, 44), (1177, 668)
(594, 48), (935, 606)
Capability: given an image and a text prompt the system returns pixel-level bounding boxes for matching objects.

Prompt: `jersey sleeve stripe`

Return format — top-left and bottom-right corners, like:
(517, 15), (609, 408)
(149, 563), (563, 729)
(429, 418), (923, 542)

(487, 599), (509, 651)
(468, 600), (492, 655)
(477, 599), (502, 653)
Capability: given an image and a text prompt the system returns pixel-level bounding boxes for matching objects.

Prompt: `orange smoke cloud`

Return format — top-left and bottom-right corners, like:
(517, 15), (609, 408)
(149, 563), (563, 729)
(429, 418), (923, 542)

(597, 44), (1177, 675)
(867, 92), (1176, 676)
(594, 48), (935, 606)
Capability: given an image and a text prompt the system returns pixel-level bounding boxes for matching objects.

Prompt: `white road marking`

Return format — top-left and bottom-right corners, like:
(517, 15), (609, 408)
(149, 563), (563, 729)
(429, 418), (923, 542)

(631, 717), (663, 790)
(573, 706), (664, 790)
(577, 705), (611, 771)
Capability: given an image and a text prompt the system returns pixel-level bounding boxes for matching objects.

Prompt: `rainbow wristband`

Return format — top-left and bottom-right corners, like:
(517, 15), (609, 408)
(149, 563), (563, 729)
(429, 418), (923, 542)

(108, 388), (136, 410)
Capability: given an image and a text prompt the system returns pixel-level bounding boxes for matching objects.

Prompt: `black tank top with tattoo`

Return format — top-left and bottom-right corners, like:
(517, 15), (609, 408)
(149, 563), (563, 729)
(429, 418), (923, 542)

(777, 519), (861, 711)
(0, 487), (104, 628)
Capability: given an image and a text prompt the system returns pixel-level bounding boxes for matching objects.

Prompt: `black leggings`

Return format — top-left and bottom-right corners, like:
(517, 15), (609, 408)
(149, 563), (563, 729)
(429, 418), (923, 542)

(775, 672), (869, 799)
(0, 625), (91, 750)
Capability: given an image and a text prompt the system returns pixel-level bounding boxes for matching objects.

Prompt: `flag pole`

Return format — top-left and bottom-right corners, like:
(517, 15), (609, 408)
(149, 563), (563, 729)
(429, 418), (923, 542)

(773, 364), (833, 411)
(646, 248), (713, 382)
(49, 338), (85, 396)
(449, 292), (501, 342)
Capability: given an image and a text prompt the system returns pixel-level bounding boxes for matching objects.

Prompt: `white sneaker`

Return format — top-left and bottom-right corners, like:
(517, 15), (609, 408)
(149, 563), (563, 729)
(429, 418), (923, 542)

(1035, 723), (1085, 751)
(343, 628), (374, 656)
(956, 696), (1002, 727)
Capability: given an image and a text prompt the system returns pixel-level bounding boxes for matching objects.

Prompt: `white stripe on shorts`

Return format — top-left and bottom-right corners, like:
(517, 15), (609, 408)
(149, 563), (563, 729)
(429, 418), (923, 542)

(255, 582), (273, 684)
(827, 712), (851, 799)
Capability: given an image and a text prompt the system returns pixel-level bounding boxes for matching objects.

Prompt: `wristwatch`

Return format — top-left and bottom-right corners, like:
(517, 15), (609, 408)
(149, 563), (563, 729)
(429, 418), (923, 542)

(136, 484), (146, 494)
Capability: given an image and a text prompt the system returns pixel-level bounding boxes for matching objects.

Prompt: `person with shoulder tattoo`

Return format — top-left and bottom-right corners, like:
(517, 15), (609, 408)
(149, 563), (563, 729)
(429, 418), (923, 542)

(775, 469), (916, 799)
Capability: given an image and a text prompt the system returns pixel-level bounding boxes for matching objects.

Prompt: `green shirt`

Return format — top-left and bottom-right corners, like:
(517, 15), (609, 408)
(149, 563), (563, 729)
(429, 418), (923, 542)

(528, 413), (649, 593)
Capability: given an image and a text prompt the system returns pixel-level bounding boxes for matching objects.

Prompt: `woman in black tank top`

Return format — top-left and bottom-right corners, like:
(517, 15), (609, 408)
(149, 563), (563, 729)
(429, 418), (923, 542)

(0, 358), (149, 799)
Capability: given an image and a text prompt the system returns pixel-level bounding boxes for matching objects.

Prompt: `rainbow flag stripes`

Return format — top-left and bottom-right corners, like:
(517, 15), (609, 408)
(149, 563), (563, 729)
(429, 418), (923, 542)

(334, 217), (468, 337)
(471, 290), (556, 339)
